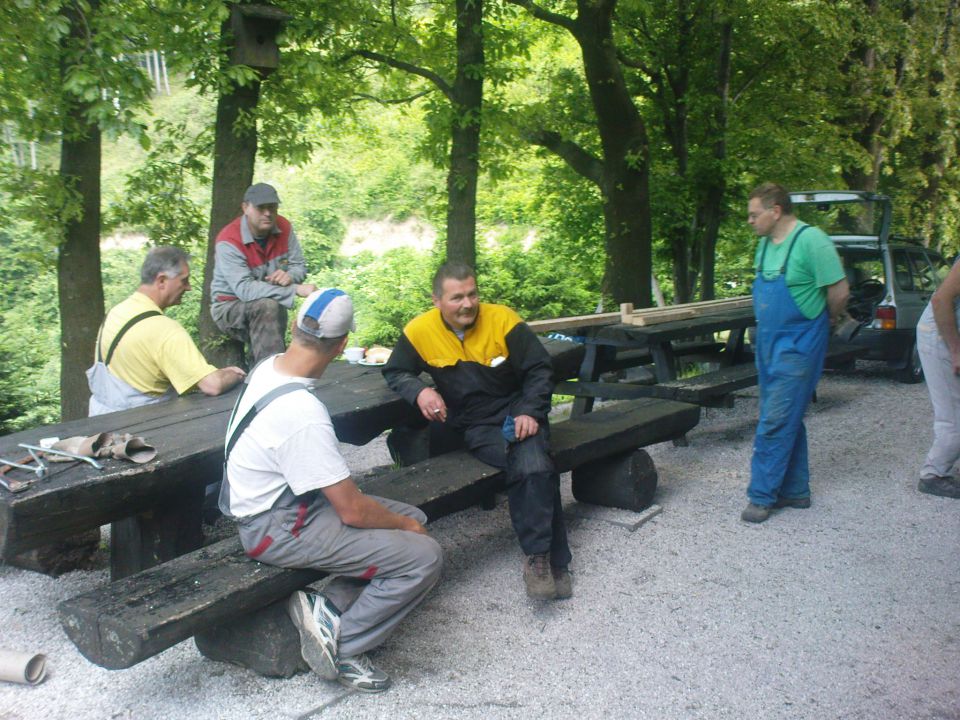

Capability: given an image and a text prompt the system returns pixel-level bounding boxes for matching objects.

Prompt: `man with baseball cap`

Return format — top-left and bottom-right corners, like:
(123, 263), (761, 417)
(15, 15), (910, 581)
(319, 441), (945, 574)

(219, 289), (442, 693)
(210, 182), (317, 364)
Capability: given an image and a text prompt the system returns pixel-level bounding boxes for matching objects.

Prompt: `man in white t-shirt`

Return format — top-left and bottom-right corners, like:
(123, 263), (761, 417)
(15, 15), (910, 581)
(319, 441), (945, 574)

(220, 288), (443, 693)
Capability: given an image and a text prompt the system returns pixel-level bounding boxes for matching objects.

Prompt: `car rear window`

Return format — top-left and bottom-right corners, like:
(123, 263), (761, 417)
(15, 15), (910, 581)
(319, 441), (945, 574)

(837, 248), (884, 288)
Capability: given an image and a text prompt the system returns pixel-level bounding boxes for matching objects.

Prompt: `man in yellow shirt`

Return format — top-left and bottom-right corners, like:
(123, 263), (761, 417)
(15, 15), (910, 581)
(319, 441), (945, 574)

(87, 246), (245, 416)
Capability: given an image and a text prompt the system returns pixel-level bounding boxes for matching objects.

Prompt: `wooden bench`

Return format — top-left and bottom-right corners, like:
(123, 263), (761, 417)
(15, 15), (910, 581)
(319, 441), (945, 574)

(555, 362), (757, 408)
(58, 398), (700, 672)
(556, 339), (866, 408)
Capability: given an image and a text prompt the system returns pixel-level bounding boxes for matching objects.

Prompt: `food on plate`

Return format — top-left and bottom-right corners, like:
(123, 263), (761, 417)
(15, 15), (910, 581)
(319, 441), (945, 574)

(364, 346), (392, 364)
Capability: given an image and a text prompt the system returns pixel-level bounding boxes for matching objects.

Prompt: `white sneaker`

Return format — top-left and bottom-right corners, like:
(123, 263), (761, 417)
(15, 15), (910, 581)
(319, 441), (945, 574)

(287, 590), (340, 680)
(337, 653), (392, 693)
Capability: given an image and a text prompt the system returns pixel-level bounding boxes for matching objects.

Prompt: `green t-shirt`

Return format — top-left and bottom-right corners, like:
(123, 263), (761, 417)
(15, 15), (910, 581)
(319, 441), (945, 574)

(753, 222), (845, 319)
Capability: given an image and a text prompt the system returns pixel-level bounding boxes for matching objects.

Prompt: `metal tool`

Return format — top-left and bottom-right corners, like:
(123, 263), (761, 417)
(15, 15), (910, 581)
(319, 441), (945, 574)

(18, 443), (104, 470)
(0, 455), (46, 478)
(0, 449), (47, 492)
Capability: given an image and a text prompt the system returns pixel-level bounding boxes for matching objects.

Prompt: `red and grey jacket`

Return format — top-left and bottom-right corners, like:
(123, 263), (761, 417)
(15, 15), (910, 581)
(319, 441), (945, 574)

(383, 303), (554, 430)
(210, 215), (307, 308)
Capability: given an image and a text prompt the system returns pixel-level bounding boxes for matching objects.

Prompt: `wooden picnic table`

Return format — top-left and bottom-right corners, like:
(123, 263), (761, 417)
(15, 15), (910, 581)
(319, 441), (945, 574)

(0, 338), (586, 579)
(0, 362), (418, 577)
(565, 305), (757, 414)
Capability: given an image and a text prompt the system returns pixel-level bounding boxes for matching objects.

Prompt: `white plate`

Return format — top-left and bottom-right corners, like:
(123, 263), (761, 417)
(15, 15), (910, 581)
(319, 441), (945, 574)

(358, 358), (386, 367)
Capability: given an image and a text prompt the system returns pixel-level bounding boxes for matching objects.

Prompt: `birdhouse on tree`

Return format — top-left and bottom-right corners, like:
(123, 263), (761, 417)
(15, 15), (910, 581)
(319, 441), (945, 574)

(228, 3), (290, 76)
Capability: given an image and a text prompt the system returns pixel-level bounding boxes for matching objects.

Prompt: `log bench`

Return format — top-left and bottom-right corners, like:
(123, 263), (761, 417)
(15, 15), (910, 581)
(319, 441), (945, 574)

(58, 398), (700, 673)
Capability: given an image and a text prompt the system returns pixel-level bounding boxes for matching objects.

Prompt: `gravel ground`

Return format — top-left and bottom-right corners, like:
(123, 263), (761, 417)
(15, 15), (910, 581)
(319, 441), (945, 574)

(1, 365), (958, 720)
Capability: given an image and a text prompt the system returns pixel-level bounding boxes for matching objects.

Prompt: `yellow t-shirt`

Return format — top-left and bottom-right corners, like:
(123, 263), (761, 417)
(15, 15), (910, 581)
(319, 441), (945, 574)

(97, 292), (216, 396)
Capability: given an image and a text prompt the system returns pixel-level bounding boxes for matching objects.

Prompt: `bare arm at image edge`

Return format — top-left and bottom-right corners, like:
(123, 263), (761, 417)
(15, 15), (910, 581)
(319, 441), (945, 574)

(931, 261), (960, 366)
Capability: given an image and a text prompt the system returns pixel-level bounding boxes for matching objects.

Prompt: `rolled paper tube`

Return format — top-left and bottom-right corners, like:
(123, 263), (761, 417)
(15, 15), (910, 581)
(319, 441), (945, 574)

(0, 650), (47, 685)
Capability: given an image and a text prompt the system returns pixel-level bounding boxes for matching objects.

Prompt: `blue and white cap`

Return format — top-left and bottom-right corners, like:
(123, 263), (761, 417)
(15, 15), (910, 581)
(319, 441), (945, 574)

(296, 288), (356, 338)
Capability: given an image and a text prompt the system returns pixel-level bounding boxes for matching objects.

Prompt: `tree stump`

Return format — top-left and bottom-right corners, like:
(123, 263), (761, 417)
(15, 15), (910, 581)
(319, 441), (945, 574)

(195, 599), (308, 678)
(571, 449), (657, 511)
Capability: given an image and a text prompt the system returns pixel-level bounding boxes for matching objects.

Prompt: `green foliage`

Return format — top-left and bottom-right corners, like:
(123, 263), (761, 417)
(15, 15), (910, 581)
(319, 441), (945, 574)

(105, 119), (213, 247)
(0, 229), (60, 433)
(1, 0), (959, 428)
(317, 247), (438, 347)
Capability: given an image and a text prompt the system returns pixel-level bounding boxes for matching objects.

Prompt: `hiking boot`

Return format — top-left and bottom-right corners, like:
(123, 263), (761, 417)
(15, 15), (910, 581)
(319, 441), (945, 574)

(523, 553), (556, 599)
(773, 495), (812, 509)
(918, 475), (960, 499)
(741, 503), (771, 523)
(337, 654), (392, 693)
(287, 590), (340, 680)
(552, 566), (573, 600)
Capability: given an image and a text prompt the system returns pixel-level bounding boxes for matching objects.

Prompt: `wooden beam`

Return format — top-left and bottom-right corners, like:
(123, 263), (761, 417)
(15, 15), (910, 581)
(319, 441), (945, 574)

(526, 312), (621, 333)
(621, 296), (753, 327)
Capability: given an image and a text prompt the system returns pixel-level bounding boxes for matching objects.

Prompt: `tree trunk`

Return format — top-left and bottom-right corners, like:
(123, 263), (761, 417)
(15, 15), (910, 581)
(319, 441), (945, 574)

(575, 0), (652, 307)
(198, 73), (262, 367)
(698, 17), (732, 302)
(445, 0), (484, 267)
(668, 227), (692, 303)
(58, 1), (104, 421)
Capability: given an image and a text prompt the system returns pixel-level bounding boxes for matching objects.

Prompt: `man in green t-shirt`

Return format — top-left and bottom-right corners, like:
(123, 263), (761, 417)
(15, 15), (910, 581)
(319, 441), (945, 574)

(742, 183), (849, 523)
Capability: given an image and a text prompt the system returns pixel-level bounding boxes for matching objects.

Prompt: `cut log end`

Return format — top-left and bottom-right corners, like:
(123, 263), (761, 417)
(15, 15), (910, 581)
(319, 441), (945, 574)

(571, 449), (658, 512)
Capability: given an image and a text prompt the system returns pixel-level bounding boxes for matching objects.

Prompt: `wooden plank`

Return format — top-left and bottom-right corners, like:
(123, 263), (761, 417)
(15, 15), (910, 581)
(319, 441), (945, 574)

(620, 297), (753, 327)
(526, 312), (621, 333)
(58, 398), (700, 670)
(628, 308), (699, 327)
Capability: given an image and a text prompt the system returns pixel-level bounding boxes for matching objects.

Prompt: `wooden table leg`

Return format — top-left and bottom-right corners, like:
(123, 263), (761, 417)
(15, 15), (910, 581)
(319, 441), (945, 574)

(650, 342), (678, 382)
(571, 343), (600, 417)
(110, 483), (205, 580)
(722, 327), (748, 367)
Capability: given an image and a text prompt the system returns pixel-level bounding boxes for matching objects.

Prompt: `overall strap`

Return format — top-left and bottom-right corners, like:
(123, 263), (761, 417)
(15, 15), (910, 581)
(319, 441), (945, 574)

(224, 382), (307, 464)
(98, 311), (162, 365)
(756, 224), (811, 275)
(779, 224), (810, 274)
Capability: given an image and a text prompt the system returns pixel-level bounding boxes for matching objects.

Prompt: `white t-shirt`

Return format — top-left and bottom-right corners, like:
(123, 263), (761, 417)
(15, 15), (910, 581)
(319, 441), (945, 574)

(224, 356), (351, 517)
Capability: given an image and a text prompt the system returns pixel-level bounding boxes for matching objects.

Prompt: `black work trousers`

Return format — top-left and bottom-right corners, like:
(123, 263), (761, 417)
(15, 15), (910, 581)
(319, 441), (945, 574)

(463, 422), (572, 568)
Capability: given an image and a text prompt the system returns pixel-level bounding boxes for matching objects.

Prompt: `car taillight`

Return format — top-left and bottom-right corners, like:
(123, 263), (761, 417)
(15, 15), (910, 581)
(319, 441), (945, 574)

(874, 305), (896, 330)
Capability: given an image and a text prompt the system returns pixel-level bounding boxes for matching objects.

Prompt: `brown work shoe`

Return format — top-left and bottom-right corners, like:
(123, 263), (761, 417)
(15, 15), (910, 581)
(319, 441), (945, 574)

(918, 475), (960, 499)
(740, 502), (771, 523)
(552, 566), (573, 600)
(523, 553), (556, 599)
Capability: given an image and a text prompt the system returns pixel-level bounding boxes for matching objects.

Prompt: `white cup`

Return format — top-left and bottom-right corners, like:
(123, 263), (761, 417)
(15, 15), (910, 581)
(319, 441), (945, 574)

(344, 347), (365, 364)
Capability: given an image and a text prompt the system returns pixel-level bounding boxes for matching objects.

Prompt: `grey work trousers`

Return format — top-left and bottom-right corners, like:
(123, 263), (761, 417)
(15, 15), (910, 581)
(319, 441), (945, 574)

(918, 321), (960, 478)
(212, 297), (287, 366)
(237, 494), (442, 658)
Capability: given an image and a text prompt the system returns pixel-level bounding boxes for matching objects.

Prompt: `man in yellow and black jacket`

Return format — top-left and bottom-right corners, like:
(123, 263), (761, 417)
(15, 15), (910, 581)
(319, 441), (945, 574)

(383, 262), (572, 600)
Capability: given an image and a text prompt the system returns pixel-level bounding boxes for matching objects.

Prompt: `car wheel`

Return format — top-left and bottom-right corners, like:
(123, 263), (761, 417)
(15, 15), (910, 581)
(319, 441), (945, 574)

(895, 342), (924, 384)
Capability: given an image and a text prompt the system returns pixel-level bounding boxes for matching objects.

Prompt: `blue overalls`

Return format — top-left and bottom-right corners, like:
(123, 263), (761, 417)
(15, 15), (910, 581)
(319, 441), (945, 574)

(749, 227), (829, 506)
